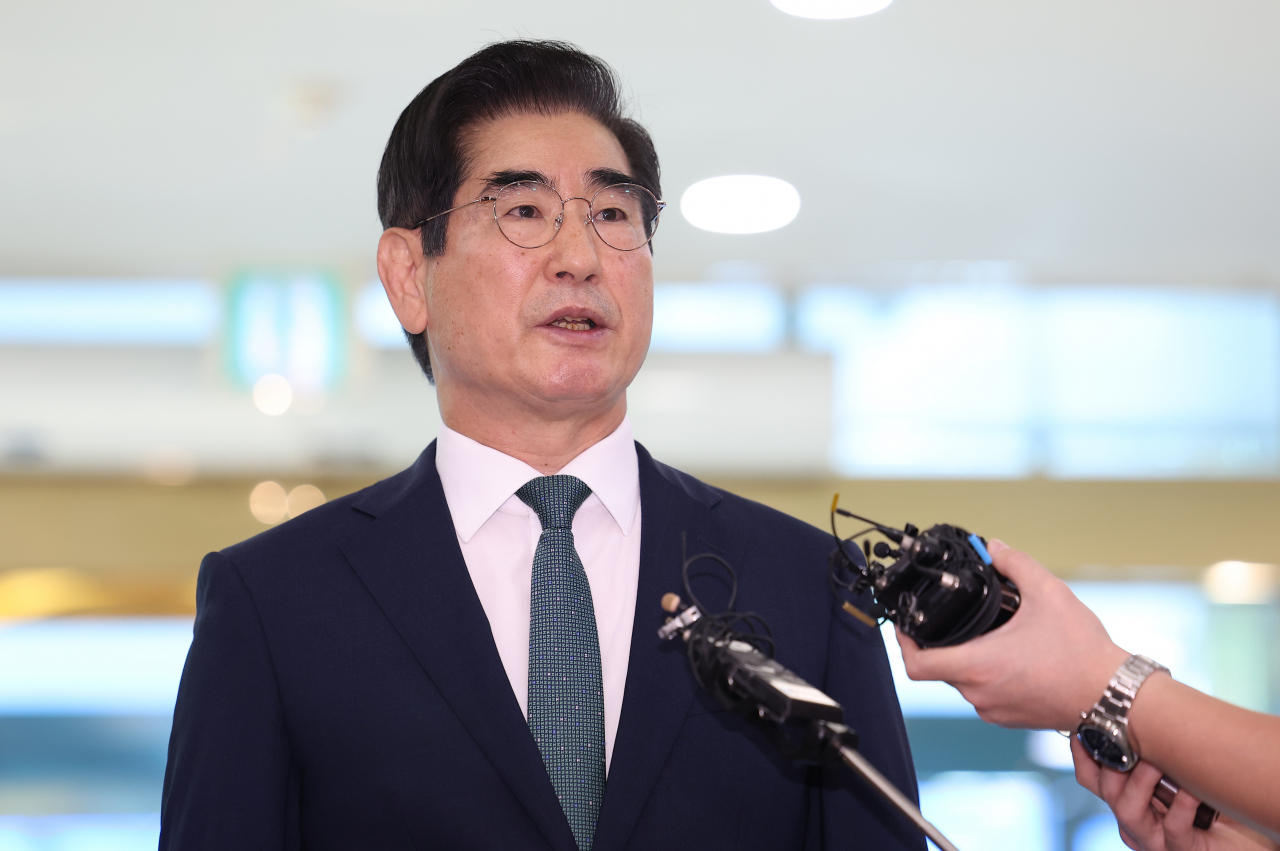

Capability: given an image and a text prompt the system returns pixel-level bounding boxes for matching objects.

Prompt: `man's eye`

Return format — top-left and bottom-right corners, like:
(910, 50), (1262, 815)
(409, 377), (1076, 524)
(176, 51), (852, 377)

(595, 207), (627, 223)
(510, 204), (542, 219)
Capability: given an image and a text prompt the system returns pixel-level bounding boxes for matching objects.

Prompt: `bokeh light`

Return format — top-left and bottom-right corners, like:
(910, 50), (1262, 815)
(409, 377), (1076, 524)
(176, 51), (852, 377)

(1204, 561), (1278, 604)
(252, 373), (293, 416)
(248, 481), (288, 524)
(286, 484), (326, 518)
(0, 568), (109, 618)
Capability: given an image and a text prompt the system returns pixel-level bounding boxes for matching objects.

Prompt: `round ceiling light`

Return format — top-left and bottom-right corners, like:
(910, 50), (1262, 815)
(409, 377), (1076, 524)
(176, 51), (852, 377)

(680, 175), (801, 235)
(770, 0), (892, 19)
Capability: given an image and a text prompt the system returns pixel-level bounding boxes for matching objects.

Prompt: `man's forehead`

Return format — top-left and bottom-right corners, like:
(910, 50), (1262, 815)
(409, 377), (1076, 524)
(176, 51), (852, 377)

(460, 112), (633, 190)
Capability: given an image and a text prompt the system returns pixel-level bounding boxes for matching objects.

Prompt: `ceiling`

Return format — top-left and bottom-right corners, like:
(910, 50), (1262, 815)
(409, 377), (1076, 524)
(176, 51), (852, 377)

(2, 0), (1278, 288)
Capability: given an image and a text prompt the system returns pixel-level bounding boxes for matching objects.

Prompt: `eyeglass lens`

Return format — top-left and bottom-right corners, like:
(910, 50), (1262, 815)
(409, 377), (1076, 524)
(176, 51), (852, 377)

(493, 181), (660, 251)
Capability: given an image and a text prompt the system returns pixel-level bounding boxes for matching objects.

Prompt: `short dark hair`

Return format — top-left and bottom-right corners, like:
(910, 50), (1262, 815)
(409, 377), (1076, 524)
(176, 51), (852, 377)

(376, 39), (662, 383)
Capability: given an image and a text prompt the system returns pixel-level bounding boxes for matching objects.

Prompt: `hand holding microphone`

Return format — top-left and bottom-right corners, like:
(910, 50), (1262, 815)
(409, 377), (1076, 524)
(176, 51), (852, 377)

(884, 537), (1280, 843)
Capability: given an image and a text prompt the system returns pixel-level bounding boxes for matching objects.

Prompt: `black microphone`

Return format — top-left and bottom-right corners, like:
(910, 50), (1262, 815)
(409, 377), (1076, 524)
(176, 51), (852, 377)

(666, 605), (844, 729)
(659, 592), (962, 851)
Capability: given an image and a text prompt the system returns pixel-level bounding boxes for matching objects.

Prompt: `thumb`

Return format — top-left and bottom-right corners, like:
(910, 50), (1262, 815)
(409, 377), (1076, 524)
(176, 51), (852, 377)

(988, 541), (1049, 586)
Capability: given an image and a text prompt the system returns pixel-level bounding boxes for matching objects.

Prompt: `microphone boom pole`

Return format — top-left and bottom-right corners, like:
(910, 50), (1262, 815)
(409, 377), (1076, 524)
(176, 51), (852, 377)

(830, 728), (959, 851)
(659, 592), (961, 851)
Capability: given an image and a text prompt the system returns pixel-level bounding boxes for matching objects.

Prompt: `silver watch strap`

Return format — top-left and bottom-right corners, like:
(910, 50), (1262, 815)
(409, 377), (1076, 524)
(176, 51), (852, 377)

(1095, 654), (1169, 724)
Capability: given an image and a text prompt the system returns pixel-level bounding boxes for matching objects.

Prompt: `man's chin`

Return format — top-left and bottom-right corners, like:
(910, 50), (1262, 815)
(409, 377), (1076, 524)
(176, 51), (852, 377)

(523, 368), (630, 413)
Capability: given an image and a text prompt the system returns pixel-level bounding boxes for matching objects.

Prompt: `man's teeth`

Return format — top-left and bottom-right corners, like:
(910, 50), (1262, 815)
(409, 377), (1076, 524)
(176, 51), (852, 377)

(550, 317), (596, 331)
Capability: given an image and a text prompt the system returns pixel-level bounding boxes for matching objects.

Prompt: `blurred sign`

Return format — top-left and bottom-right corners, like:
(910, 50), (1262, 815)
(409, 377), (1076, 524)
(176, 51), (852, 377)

(226, 272), (345, 392)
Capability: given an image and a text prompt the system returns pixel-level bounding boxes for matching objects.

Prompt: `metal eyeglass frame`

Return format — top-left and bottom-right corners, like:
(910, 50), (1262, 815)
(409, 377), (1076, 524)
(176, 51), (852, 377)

(415, 180), (666, 251)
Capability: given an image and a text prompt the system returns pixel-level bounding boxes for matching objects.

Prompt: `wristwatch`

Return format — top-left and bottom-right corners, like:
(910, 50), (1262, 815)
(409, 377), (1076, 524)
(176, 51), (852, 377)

(1076, 654), (1169, 771)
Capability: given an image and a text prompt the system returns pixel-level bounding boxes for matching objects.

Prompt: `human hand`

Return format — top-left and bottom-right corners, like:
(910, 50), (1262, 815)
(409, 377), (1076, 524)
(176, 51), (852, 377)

(895, 539), (1130, 730)
(1072, 738), (1277, 851)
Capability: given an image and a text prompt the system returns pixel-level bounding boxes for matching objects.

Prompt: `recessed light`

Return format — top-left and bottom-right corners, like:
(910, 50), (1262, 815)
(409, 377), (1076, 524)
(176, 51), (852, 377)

(680, 175), (801, 235)
(770, 0), (892, 19)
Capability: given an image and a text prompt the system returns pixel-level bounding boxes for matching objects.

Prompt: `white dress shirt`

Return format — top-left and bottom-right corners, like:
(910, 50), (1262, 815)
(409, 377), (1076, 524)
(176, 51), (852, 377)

(434, 418), (642, 774)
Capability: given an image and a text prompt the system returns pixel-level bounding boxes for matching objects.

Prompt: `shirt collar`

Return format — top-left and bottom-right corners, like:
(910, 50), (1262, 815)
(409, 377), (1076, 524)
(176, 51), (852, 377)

(435, 417), (640, 543)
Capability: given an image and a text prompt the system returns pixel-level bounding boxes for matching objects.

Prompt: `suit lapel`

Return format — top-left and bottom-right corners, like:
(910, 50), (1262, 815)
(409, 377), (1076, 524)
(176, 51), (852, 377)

(591, 445), (736, 851)
(338, 444), (577, 851)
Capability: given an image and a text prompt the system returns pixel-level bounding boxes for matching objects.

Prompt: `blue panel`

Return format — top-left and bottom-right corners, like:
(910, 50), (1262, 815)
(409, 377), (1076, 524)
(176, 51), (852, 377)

(0, 618), (192, 715)
(919, 772), (1054, 850)
(798, 283), (1280, 478)
(0, 814), (159, 851)
(0, 280), (219, 346)
(650, 283), (786, 352)
(880, 623), (979, 717)
(1042, 289), (1280, 427)
(1046, 427), (1279, 478)
(794, 285), (877, 353)
(1042, 288), (1280, 477)
(1071, 582), (1212, 695)
(1073, 814), (1130, 851)
(355, 280), (409, 349)
(799, 284), (1035, 477)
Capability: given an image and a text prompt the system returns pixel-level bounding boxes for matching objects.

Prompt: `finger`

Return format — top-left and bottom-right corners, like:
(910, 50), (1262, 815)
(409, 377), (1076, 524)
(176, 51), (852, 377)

(893, 627), (921, 673)
(1113, 762), (1164, 827)
(1071, 738), (1102, 797)
(1096, 762), (1127, 806)
(1161, 784), (1202, 839)
(1100, 766), (1167, 851)
(987, 538), (1010, 555)
(893, 628), (971, 682)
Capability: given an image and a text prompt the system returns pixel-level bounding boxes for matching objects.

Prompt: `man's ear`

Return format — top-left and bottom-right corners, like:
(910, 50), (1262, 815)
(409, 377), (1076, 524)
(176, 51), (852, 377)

(376, 227), (430, 334)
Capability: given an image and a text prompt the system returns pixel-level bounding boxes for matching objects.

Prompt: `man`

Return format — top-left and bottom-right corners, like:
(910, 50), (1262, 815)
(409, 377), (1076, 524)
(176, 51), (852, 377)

(161, 40), (921, 850)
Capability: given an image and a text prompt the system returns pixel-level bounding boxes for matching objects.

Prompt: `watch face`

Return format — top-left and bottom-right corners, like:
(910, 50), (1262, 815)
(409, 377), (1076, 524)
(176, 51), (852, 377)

(1079, 726), (1131, 770)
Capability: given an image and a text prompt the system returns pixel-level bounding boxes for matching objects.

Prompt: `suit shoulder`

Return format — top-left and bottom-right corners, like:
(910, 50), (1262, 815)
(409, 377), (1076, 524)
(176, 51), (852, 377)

(711, 487), (832, 549)
(220, 489), (362, 563)
(646, 453), (829, 550)
(217, 465), (421, 574)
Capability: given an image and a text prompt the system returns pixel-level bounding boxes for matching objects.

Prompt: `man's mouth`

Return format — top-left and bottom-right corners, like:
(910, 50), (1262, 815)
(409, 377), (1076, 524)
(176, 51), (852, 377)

(548, 317), (598, 331)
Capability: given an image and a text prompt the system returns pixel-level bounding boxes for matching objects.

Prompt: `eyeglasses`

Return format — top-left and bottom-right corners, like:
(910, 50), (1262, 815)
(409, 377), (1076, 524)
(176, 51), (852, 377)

(417, 180), (665, 252)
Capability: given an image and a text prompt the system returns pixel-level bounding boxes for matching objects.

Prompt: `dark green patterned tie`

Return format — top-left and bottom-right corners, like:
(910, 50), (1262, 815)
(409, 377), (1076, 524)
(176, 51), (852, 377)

(517, 474), (605, 851)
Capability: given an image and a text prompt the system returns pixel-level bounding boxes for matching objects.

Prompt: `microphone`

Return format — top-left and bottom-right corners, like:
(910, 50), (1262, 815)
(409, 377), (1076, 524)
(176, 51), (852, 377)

(660, 591), (962, 851)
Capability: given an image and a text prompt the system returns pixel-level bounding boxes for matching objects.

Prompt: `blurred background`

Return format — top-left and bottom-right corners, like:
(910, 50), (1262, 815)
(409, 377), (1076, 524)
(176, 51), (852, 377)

(2, 0), (1278, 848)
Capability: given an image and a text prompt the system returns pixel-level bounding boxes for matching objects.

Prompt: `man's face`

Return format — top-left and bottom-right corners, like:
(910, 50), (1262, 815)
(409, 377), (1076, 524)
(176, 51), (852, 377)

(422, 111), (654, 423)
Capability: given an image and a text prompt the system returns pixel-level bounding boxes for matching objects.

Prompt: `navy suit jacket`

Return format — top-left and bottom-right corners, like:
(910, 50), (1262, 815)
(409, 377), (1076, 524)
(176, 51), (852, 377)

(161, 442), (922, 850)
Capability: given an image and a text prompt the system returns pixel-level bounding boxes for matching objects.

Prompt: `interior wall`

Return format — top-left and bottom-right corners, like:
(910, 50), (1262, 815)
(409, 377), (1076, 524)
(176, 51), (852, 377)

(5, 474), (1274, 616)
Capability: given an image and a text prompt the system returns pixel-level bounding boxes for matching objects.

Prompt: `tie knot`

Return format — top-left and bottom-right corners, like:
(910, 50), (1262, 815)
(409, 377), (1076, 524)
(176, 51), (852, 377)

(516, 474), (593, 531)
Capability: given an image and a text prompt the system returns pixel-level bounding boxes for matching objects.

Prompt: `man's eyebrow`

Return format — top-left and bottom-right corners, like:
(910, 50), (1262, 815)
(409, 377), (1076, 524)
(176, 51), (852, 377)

(481, 170), (552, 192)
(586, 168), (641, 191)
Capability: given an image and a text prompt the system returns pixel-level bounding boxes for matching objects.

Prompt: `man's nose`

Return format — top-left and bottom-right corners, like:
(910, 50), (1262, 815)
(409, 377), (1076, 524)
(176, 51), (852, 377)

(552, 199), (601, 267)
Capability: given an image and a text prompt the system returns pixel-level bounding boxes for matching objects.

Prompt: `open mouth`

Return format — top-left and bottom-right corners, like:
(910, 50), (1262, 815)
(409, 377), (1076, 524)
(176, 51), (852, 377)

(548, 317), (598, 331)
